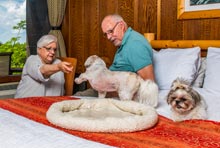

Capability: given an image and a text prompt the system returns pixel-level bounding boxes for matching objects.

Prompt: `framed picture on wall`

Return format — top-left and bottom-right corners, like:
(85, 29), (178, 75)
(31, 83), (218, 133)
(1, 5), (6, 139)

(177, 0), (220, 19)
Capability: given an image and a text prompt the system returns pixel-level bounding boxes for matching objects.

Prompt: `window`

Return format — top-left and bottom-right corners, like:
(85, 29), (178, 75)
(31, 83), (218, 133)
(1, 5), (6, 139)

(0, 0), (26, 73)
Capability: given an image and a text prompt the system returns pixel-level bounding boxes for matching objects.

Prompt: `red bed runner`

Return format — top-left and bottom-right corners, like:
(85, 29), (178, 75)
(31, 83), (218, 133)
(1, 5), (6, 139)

(0, 96), (220, 148)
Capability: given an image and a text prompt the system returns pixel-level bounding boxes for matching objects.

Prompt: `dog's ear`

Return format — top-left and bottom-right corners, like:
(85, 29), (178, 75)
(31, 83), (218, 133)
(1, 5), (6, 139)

(90, 55), (99, 62)
(84, 55), (101, 68)
(190, 89), (201, 104)
(167, 90), (175, 104)
(94, 56), (107, 68)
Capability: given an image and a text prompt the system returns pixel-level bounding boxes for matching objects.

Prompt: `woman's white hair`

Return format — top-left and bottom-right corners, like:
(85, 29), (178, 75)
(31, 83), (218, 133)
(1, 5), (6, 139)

(37, 34), (57, 48)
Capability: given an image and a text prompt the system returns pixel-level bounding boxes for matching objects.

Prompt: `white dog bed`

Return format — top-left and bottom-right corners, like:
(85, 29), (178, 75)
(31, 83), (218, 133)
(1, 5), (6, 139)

(46, 98), (158, 133)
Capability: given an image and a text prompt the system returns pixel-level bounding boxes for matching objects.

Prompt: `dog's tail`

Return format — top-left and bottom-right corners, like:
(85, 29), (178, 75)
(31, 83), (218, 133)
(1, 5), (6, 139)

(137, 79), (159, 107)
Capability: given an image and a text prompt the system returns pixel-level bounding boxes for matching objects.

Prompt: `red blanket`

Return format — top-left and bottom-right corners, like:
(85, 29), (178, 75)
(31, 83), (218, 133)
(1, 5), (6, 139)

(0, 96), (220, 148)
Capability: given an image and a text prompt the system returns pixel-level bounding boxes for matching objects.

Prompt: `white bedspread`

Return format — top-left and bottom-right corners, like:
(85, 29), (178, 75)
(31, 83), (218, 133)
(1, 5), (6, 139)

(0, 108), (114, 148)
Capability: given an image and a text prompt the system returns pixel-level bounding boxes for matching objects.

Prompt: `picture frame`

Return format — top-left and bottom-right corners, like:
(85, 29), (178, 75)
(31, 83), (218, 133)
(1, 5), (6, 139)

(177, 0), (220, 20)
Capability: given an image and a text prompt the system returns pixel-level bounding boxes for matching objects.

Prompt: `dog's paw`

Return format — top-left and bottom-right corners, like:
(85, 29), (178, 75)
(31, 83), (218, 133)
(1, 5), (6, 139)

(98, 91), (107, 98)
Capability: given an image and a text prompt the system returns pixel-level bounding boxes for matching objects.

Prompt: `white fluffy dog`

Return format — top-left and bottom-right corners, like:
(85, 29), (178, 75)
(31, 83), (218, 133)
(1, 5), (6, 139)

(75, 55), (158, 107)
(167, 78), (207, 122)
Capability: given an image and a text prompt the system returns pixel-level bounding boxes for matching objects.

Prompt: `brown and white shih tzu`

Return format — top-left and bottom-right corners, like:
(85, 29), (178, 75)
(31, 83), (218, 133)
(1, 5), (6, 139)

(167, 78), (207, 122)
(75, 55), (158, 107)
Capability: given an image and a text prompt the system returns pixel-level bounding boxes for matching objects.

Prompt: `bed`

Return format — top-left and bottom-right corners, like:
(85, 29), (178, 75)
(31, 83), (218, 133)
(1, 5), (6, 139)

(1, 38), (220, 148)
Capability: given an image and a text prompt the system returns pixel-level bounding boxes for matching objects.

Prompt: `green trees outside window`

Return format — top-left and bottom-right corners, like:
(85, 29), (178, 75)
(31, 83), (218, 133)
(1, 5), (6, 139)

(0, 20), (27, 70)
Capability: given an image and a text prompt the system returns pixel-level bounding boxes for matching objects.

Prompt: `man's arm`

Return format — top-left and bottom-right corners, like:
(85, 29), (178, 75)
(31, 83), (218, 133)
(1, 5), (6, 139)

(137, 64), (155, 81)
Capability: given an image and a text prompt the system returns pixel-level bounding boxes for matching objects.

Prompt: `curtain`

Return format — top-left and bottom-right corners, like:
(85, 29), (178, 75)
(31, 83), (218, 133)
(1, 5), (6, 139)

(26, 0), (50, 55)
(47, 0), (67, 57)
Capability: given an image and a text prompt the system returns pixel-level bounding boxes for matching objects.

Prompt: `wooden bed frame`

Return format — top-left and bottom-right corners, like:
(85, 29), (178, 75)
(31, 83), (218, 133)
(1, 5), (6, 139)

(144, 33), (220, 57)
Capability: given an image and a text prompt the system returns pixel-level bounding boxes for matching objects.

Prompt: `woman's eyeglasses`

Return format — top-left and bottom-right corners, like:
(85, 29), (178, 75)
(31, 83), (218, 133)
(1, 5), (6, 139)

(43, 46), (57, 52)
(103, 22), (120, 38)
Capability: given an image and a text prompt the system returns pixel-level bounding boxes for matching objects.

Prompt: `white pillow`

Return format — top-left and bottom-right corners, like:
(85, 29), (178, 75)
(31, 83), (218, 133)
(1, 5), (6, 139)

(203, 47), (220, 95)
(153, 47), (201, 90)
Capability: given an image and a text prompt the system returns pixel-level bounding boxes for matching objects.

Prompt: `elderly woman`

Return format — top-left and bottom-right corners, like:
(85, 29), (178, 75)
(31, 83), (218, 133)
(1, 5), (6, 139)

(15, 34), (73, 98)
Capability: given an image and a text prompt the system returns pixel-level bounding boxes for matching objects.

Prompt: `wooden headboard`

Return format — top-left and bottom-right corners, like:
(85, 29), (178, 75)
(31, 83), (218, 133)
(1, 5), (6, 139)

(144, 33), (220, 57)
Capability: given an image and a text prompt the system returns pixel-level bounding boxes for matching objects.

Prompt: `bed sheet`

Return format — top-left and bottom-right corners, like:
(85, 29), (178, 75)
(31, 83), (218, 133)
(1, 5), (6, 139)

(0, 108), (114, 148)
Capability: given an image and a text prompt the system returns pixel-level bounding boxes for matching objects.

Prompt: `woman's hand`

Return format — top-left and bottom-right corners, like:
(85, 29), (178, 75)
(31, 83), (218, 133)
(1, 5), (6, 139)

(58, 62), (73, 73)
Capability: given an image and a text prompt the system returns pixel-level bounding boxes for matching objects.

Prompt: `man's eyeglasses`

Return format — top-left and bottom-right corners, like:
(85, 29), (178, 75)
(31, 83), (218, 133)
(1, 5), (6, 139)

(103, 22), (120, 38)
(43, 46), (57, 52)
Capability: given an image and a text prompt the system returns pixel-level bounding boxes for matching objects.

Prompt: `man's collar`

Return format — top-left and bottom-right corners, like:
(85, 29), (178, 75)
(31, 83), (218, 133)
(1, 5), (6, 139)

(121, 27), (132, 46)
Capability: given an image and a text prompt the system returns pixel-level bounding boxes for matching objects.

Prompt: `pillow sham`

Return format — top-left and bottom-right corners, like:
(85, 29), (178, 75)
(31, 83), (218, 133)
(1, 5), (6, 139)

(203, 47), (220, 95)
(153, 47), (201, 90)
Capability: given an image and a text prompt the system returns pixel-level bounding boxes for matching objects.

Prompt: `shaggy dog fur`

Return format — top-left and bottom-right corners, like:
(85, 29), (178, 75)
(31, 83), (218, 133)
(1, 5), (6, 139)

(75, 55), (158, 107)
(167, 78), (207, 122)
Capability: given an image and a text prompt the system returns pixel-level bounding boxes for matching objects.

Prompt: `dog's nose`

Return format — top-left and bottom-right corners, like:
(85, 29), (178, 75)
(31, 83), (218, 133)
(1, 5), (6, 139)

(175, 100), (180, 104)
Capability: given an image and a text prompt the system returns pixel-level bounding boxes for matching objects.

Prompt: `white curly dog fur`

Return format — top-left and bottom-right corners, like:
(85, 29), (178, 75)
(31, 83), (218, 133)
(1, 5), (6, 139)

(75, 55), (158, 107)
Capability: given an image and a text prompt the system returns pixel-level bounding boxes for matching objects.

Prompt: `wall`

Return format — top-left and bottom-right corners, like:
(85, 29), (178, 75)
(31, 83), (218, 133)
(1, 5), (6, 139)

(62, 0), (220, 74)
(62, 0), (157, 73)
(160, 0), (220, 40)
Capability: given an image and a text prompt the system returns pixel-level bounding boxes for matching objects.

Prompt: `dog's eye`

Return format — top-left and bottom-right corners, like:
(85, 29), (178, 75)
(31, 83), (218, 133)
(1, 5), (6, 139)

(181, 98), (186, 101)
(85, 64), (91, 68)
(171, 97), (176, 100)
